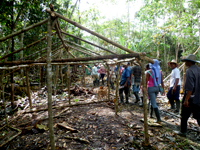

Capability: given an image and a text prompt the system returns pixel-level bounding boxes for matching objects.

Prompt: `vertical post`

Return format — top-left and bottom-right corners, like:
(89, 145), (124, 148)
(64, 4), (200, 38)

(26, 67), (32, 109)
(39, 66), (42, 89)
(67, 64), (70, 104)
(60, 65), (63, 89)
(1, 71), (8, 125)
(11, 83), (14, 108)
(82, 65), (85, 87)
(107, 64), (110, 101)
(115, 63), (120, 115)
(46, 17), (55, 150)
(141, 60), (149, 145)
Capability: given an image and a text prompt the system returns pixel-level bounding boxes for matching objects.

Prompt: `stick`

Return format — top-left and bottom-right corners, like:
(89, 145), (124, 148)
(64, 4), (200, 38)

(65, 136), (90, 144)
(0, 18), (48, 42)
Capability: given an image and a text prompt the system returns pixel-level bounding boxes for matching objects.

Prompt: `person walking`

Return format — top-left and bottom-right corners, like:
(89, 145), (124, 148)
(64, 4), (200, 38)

(167, 60), (181, 113)
(92, 64), (99, 86)
(99, 64), (106, 85)
(130, 65), (141, 104)
(119, 63), (131, 104)
(146, 59), (165, 123)
(176, 54), (200, 137)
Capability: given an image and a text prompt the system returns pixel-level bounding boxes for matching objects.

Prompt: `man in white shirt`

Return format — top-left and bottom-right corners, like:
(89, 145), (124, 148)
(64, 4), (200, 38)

(167, 60), (181, 113)
(92, 64), (99, 86)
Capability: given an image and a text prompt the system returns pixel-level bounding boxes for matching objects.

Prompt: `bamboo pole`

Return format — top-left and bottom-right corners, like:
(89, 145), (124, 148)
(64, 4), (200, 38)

(0, 18), (49, 42)
(25, 67), (32, 109)
(140, 60), (149, 145)
(0, 53), (140, 65)
(115, 63), (120, 115)
(67, 63), (70, 104)
(46, 17), (55, 150)
(0, 32), (57, 61)
(61, 31), (116, 55)
(69, 45), (97, 56)
(107, 64), (110, 101)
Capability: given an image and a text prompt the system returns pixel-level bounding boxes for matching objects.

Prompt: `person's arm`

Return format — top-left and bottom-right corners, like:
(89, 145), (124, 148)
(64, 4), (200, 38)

(172, 78), (179, 92)
(161, 72), (165, 95)
(124, 77), (129, 87)
(183, 91), (192, 107)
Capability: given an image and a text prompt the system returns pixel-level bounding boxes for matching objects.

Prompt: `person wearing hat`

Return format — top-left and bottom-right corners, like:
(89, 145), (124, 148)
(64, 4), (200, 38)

(166, 59), (181, 113)
(119, 62), (131, 104)
(176, 54), (200, 137)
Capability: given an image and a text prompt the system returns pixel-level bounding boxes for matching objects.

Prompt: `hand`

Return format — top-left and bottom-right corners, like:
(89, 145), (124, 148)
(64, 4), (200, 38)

(124, 83), (127, 87)
(161, 92), (165, 96)
(173, 86), (176, 93)
(183, 100), (189, 107)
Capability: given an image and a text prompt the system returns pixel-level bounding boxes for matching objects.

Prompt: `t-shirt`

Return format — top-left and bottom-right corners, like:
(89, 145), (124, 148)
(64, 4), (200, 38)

(184, 65), (200, 106)
(170, 67), (181, 87)
(100, 65), (106, 74)
(131, 66), (141, 84)
(92, 66), (98, 75)
(120, 67), (131, 85)
(110, 66), (115, 79)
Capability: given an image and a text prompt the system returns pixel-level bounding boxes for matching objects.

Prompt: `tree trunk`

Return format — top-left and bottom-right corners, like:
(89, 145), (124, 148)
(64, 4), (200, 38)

(46, 17), (55, 150)
(156, 45), (159, 59)
(141, 61), (149, 145)
(164, 34), (167, 70)
(82, 65), (85, 87)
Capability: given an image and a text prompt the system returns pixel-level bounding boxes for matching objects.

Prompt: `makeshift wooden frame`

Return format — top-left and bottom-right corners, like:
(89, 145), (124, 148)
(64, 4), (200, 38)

(0, 4), (156, 147)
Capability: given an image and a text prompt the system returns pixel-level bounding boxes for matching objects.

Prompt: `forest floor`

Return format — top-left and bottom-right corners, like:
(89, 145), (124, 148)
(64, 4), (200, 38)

(1, 76), (200, 150)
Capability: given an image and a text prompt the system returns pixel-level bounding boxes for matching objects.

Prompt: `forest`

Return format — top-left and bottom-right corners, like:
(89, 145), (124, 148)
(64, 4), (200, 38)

(0, 0), (200, 149)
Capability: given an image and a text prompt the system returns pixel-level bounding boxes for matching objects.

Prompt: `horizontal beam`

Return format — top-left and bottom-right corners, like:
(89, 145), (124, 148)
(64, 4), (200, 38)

(0, 53), (140, 66)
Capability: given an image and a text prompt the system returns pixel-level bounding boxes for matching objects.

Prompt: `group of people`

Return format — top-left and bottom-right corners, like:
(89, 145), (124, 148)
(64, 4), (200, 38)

(91, 54), (200, 137)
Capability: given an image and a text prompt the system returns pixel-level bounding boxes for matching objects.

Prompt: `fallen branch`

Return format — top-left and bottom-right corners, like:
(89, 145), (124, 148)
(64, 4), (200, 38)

(25, 100), (110, 113)
(65, 136), (89, 144)
(57, 122), (78, 132)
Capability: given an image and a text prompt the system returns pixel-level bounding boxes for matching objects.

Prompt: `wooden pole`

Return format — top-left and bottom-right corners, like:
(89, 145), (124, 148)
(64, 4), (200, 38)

(46, 17), (55, 150)
(115, 63), (120, 115)
(67, 63), (70, 104)
(62, 31), (116, 55)
(0, 53), (140, 65)
(26, 67), (32, 109)
(140, 60), (149, 145)
(39, 66), (42, 89)
(11, 83), (14, 108)
(107, 64), (110, 101)
(0, 18), (49, 42)
(82, 65), (85, 87)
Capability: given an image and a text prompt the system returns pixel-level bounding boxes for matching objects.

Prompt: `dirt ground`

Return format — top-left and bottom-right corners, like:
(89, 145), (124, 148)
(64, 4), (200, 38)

(1, 77), (200, 150)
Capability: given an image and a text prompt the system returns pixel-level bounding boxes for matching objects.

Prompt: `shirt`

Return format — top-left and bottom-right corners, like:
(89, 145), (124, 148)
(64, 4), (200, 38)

(92, 66), (98, 75)
(100, 65), (106, 74)
(131, 66), (141, 84)
(120, 67), (130, 85)
(184, 65), (200, 106)
(170, 67), (181, 87)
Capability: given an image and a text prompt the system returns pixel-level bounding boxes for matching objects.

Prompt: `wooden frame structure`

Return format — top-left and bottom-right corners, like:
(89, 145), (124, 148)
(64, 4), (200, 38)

(0, 4), (155, 149)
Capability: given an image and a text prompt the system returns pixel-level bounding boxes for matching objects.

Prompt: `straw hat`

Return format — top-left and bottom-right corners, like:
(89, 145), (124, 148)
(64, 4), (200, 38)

(181, 54), (200, 63)
(167, 59), (178, 67)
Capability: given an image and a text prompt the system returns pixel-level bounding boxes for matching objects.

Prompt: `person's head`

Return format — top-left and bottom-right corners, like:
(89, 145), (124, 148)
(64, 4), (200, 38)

(146, 63), (150, 70)
(168, 59), (178, 69)
(127, 62), (130, 66)
(123, 63), (128, 68)
(94, 63), (97, 67)
(181, 54), (198, 67)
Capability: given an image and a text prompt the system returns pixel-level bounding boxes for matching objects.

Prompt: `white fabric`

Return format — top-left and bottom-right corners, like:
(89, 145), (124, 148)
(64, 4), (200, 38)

(170, 67), (181, 87)
(92, 66), (98, 75)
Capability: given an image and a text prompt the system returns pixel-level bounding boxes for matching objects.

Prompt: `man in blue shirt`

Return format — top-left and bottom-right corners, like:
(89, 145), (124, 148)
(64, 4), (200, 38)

(119, 63), (131, 104)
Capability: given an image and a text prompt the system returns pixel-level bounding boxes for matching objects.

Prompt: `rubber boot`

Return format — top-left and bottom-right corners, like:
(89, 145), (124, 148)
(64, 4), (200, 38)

(150, 106), (154, 118)
(93, 80), (96, 86)
(154, 108), (161, 123)
(102, 80), (104, 85)
(97, 80), (99, 86)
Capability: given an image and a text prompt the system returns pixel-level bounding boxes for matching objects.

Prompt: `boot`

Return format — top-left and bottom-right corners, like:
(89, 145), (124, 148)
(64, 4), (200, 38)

(93, 80), (96, 86)
(97, 80), (99, 86)
(154, 108), (161, 123)
(150, 106), (154, 118)
(102, 80), (104, 85)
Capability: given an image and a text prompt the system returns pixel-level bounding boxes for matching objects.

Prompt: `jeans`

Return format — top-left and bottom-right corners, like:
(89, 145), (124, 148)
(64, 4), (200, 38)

(167, 86), (180, 109)
(148, 86), (159, 108)
(119, 86), (129, 103)
(132, 84), (140, 101)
